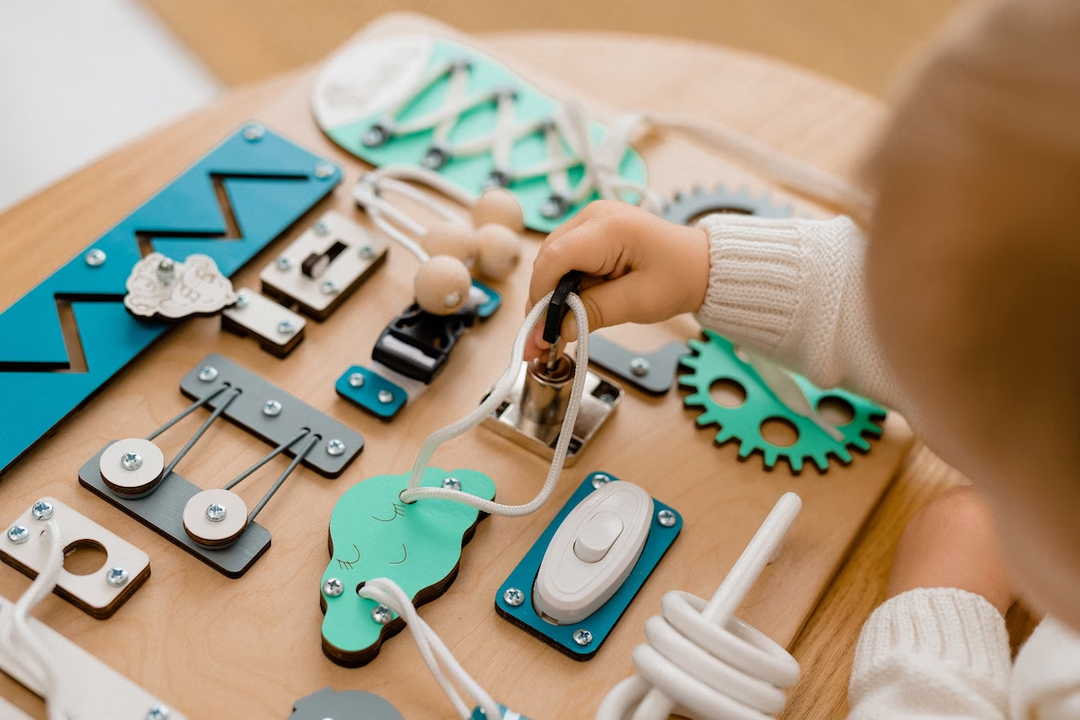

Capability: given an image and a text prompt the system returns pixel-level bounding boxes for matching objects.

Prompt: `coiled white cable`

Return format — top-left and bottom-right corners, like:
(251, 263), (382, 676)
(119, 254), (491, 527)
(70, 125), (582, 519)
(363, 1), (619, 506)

(596, 493), (803, 720)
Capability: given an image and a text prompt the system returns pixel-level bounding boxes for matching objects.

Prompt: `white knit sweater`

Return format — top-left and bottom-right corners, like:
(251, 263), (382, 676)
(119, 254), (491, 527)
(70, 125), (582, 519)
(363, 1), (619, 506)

(693, 213), (1080, 718)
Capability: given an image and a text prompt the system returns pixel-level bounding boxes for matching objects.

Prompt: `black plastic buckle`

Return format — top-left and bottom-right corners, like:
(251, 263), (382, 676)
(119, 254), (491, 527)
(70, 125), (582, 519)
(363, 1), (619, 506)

(371, 303), (475, 384)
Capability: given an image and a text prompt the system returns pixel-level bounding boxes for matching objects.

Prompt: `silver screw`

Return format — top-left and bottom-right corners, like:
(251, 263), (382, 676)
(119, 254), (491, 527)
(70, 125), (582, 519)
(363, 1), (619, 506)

(348, 373), (365, 388)
(275, 256), (293, 271)
(277, 320), (297, 335)
(591, 473), (612, 489)
(377, 389), (394, 404)
(84, 248), (106, 267)
(442, 477), (461, 491)
(444, 291), (461, 308)
(146, 706), (170, 720)
(657, 510), (677, 528)
(121, 452), (143, 471)
(371, 604), (392, 625)
(630, 357), (650, 377)
(323, 578), (344, 597)
(359, 245), (376, 260)
(235, 291), (250, 309)
(157, 257), (175, 283)
(198, 365), (219, 382)
(31, 500), (54, 521)
(314, 220), (331, 236)
(503, 588), (524, 607)
(263, 400), (283, 417)
(106, 566), (129, 587)
(206, 503), (228, 522)
(573, 629), (593, 647)
(314, 161), (336, 179)
(326, 439), (346, 456)
(242, 123), (265, 141)
(6, 526), (29, 544)
(320, 279), (339, 295)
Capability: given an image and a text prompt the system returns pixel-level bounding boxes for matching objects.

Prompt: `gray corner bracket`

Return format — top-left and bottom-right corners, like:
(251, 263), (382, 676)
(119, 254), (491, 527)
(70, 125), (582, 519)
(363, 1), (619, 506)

(587, 334), (689, 395)
(180, 353), (362, 476)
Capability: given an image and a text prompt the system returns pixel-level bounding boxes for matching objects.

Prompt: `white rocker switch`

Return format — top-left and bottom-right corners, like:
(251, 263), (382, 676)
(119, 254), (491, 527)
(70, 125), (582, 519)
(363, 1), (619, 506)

(533, 481), (653, 624)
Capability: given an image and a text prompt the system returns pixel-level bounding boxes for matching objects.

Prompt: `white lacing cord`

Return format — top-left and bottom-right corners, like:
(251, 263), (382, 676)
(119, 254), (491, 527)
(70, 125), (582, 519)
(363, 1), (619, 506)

(358, 578), (505, 720)
(398, 292), (590, 517)
(0, 521), (68, 720)
(595, 493), (803, 720)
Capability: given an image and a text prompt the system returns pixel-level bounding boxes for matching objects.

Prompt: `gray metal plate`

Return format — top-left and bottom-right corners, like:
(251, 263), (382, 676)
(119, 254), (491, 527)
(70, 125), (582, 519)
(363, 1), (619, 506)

(78, 447), (271, 578)
(289, 687), (402, 720)
(588, 334), (688, 395)
(180, 353), (362, 477)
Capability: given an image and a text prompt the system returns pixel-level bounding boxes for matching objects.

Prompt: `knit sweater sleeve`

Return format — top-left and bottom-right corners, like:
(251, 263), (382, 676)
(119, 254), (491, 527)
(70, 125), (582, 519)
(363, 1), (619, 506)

(848, 588), (1013, 719)
(692, 213), (908, 411)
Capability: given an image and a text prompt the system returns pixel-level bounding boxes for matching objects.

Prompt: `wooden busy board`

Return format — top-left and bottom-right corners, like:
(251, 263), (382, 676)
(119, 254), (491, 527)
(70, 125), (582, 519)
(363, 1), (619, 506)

(0, 13), (908, 719)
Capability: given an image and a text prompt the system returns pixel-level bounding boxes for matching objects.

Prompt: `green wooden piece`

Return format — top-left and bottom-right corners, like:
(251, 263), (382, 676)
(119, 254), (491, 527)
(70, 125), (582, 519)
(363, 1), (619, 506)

(320, 467), (496, 666)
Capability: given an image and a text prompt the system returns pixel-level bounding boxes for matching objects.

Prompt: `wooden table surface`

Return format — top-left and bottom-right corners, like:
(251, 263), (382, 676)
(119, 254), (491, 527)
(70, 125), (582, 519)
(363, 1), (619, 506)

(0, 14), (976, 720)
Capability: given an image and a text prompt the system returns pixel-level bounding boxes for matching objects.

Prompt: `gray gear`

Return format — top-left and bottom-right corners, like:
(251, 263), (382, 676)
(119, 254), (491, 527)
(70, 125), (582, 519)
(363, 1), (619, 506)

(660, 184), (793, 226)
(289, 687), (403, 720)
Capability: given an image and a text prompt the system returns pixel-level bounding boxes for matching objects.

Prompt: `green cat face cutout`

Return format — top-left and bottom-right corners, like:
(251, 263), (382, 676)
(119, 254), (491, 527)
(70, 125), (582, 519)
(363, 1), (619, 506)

(320, 467), (496, 666)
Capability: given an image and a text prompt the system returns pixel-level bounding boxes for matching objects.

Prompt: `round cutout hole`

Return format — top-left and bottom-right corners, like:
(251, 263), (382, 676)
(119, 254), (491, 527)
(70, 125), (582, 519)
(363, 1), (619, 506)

(709, 378), (747, 408)
(817, 396), (855, 426)
(63, 539), (107, 576)
(760, 417), (799, 447)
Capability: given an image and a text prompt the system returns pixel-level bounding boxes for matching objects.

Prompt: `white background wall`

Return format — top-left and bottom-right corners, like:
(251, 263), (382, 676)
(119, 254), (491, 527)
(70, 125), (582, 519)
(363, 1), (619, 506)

(0, 0), (221, 211)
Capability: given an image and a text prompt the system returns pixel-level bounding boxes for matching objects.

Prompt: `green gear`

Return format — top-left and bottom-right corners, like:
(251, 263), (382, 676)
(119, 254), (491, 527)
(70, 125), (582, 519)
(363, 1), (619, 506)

(678, 330), (886, 473)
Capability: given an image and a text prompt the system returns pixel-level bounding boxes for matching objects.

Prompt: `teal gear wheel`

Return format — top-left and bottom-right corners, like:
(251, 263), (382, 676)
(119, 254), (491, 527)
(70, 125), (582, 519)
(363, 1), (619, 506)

(678, 330), (886, 473)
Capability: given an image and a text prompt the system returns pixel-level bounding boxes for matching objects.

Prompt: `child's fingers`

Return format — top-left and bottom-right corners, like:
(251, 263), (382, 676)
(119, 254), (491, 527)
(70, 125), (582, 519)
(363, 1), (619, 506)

(528, 226), (618, 310)
(555, 278), (642, 343)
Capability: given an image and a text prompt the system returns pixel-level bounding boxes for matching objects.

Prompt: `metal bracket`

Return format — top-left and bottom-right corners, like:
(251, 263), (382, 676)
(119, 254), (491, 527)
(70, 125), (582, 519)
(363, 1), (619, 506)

(482, 363), (622, 466)
(495, 473), (681, 660)
(221, 288), (307, 357)
(261, 211), (389, 320)
(1, 497), (151, 619)
(335, 366), (408, 420)
(588, 334), (688, 395)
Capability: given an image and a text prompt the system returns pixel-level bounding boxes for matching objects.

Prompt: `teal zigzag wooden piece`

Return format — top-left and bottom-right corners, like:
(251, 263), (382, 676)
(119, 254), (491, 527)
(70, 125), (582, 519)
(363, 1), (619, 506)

(0, 124), (340, 476)
(320, 467), (496, 666)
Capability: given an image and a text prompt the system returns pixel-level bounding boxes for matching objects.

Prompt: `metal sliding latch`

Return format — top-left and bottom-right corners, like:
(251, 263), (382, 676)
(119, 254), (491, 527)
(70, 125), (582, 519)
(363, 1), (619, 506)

(483, 272), (622, 464)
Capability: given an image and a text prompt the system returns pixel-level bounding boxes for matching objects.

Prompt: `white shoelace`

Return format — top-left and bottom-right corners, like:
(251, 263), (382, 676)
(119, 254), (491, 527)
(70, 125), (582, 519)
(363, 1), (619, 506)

(0, 520), (67, 720)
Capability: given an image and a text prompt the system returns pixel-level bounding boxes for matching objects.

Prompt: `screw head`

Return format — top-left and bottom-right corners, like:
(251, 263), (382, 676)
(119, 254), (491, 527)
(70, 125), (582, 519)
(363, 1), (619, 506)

(314, 161), (336, 179)
(263, 400), (283, 417)
(322, 578), (344, 597)
(31, 500), (54, 521)
(572, 629), (593, 647)
(121, 452), (143, 471)
(591, 473), (612, 489)
(106, 566), (129, 587)
(348, 373), (365, 388)
(444, 291), (462, 308)
(198, 365), (219, 382)
(242, 123), (265, 141)
(277, 320), (297, 335)
(377, 389), (394, 404)
(326, 439), (346, 456)
(146, 705), (171, 720)
(235, 291), (250, 309)
(314, 220), (331, 236)
(362, 124), (389, 147)
(442, 477), (461, 491)
(6, 526), (29, 544)
(157, 257), (175, 277)
(275, 256), (293, 272)
(657, 509), (677, 528)
(629, 357), (650, 377)
(503, 588), (524, 607)
(541, 195), (568, 219)
(371, 604), (392, 625)
(422, 146), (448, 170)
(359, 245), (376, 260)
(206, 503), (228, 522)
(319, 279), (338, 295)
(84, 248), (107, 267)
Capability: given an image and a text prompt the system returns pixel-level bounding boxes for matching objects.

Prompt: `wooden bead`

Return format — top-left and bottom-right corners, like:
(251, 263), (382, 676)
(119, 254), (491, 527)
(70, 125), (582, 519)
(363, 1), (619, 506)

(472, 188), (525, 233)
(474, 223), (522, 281)
(423, 220), (477, 265)
(415, 255), (472, 316)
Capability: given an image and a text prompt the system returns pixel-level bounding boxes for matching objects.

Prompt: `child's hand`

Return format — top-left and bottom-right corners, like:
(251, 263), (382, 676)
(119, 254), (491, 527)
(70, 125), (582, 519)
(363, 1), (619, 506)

(525, 200), (710, 360)
(887, 486), (1015, 615)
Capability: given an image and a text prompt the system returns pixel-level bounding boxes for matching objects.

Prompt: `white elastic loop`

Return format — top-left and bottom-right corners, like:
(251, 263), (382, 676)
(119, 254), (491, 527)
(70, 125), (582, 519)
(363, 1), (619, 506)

(358, 578), (504, 720)
(595, 493), (803, 720)
(399, 292), (589, 518)
(0, 520), (68, 720)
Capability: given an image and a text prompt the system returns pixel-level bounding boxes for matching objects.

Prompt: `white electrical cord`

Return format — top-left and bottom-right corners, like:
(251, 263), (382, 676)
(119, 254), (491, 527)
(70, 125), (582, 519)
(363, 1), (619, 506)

(358, 578), (506, 720)
(595, 493), (803, 720)
(0, 520), (68, 720)
(399, 291), (590, 518)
